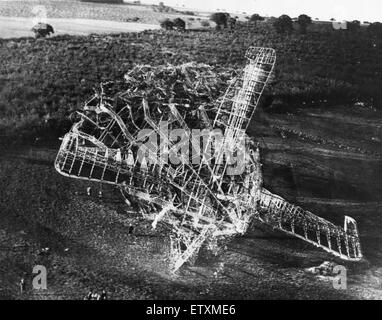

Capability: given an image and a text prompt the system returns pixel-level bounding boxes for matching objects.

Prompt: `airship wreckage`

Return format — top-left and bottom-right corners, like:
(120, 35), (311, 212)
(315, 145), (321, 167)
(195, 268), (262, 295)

(55, 47), (362, 272)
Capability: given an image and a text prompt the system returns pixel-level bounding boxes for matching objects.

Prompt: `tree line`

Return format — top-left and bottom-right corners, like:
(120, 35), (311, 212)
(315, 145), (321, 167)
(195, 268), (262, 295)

(161, 12), (382, 35)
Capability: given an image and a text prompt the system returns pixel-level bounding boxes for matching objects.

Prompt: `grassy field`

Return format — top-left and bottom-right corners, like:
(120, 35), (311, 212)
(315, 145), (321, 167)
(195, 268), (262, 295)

(0, 0), (197, 24)
(0, 16), (160, 38)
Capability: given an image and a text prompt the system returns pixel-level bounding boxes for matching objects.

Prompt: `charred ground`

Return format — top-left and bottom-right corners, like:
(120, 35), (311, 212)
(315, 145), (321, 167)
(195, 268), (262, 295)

(1, 104), (382, 299)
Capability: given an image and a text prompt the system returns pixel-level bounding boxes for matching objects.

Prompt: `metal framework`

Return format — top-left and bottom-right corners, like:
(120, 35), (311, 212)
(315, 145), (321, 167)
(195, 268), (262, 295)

(55, 47), (362, 272)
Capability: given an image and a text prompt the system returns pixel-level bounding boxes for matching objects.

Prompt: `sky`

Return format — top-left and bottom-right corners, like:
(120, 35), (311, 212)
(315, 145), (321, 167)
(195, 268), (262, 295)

(142, 0), (382, 22)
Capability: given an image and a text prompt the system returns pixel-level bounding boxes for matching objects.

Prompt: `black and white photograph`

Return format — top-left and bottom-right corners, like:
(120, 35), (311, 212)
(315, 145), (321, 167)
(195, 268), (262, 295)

(0, 0), (381, 304)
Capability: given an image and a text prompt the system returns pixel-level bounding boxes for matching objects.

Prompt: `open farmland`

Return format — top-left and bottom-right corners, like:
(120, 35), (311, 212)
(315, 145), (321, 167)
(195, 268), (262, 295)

(1, 3), (382, 300)
(0, 0), (199, 24)
(0, 16), (159, 38)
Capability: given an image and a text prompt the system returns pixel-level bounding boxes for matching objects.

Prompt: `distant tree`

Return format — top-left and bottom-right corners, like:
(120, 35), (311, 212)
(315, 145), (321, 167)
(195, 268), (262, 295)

(31, 23), (54, 38)
(228, 17), (237, 29)
(160, 18), (174, 30)
(348, 20), (361, 31)
(273, 14), (293, 34)
(297, 14), (312, 33)
(250, 13), (265, 26)
(156, 1), (173, 13)
(330, 18), (336, 22)
(201, 20), (210, 27)
(173, 18), (186, 31)
(210, 12), (230, 29)
(368, 22), (382, 35)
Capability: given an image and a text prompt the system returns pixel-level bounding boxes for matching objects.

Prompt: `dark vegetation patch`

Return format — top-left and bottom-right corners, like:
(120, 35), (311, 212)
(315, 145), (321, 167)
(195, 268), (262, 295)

(1, 21), (381, 140)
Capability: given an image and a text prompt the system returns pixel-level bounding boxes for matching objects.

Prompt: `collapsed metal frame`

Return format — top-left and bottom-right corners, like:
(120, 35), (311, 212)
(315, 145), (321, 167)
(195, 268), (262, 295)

(55, 47), (362, 272)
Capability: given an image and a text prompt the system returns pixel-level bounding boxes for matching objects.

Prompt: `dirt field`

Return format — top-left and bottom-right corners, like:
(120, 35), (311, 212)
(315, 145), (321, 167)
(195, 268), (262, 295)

(1, 105), (382, 300)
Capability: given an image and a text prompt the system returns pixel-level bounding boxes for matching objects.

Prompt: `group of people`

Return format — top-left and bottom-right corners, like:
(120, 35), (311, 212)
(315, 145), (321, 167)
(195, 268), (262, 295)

(85, 289), (107, 300)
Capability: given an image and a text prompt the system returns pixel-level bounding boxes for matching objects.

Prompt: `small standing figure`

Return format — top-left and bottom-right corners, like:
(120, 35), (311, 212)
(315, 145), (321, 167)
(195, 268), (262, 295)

(85, 289), (93, 300)
(217, 262), (225, 275)
(86, 186), (92, 196)
(128, 223), (134, 236)
(19, 277), (26, 294)
(100, 289), (107, 300)
(98, 190), (103, 199)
